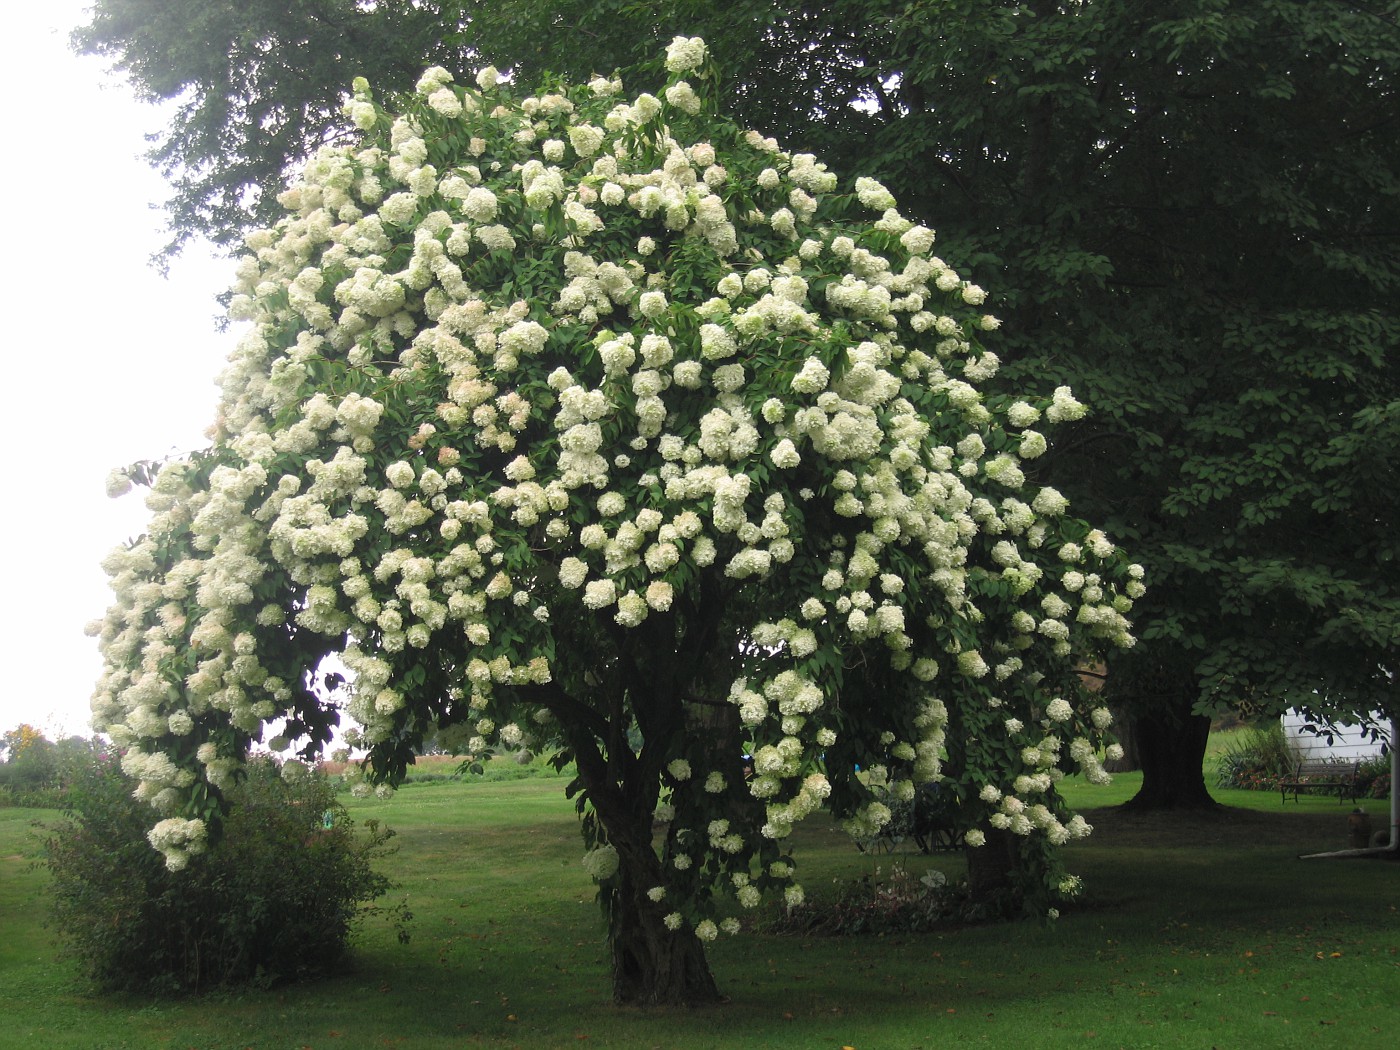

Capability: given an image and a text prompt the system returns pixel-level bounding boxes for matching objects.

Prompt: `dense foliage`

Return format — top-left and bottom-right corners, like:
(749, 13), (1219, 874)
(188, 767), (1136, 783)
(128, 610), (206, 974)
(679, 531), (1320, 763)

(90, 39), (1140, 1002)
(1214, 726), (1392, 800)
(75, 1), (1400, 811)
(45, 754), (395, 994)
(1212, 722), (1299, 792)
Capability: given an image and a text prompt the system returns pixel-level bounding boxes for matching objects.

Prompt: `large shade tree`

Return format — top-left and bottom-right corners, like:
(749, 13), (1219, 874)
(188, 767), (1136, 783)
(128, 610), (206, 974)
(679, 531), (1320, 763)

(92, 40), (1141, 1004)
(840, 0), (1400, 805)
(76, 0), (1400, 810)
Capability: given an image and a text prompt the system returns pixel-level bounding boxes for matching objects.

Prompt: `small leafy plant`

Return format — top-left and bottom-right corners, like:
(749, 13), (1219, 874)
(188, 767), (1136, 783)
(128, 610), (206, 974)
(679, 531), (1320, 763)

(1215, 722), (1298, 791)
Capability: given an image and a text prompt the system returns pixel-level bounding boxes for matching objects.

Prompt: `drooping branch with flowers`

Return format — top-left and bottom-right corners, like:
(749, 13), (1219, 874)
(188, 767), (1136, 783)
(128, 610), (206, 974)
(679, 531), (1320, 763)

(91, 37), (1142, 1005)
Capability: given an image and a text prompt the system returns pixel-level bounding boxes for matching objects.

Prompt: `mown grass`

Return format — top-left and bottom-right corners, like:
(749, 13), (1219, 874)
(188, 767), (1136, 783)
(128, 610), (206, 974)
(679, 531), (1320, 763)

(1, 753), (1395, 1050)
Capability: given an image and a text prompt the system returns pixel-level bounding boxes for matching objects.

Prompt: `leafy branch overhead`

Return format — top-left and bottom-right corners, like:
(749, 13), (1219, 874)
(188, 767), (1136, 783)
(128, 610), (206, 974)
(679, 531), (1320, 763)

(72, 0), (472, 259)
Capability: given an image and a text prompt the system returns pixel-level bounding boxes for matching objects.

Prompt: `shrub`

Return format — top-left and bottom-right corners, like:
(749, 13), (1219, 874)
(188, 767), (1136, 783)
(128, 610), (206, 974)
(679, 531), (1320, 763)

(476, 753), (574, 783)
(1356, 754), (1392, 800)
(45, 753), (398, 994)
(1215, 722), (1298, 791)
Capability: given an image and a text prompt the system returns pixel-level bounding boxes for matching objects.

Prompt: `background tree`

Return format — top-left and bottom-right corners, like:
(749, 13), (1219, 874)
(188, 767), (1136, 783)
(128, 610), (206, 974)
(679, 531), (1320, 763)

(0, 724), (57, 794)
(0, 725), (105, 800)
(91, 41), (1140, 1005)
(0, 723), (45, 763)
(841, 0), (1400, 807)
(77, 0), (1400, 810)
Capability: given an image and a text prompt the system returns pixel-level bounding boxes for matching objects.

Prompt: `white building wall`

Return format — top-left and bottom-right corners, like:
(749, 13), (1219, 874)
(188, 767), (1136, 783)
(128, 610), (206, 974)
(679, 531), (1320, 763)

(1282, 710), (1390, 760)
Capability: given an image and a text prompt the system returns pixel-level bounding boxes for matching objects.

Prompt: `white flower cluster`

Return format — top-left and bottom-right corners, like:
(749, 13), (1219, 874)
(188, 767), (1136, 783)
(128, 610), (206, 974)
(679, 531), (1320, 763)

(581, 844), (620, 881)
(146, 817), (208, 872)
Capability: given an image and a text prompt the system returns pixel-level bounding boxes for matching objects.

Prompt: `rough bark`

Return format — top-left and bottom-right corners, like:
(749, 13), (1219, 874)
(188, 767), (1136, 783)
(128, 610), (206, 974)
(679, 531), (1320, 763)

(1120, 691), (1218, 810)
(561, 695), (723, 1007)
(606, 836), (721, 1006)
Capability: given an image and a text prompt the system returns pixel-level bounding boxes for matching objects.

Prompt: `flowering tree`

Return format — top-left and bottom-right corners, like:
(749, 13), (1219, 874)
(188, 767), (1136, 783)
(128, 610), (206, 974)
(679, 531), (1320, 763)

(91, 38), (1141, 1005)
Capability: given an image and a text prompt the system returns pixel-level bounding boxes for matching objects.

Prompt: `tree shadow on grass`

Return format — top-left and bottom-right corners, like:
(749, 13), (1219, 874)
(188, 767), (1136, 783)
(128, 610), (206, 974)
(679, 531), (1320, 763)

(1076, 804), (1357, 850)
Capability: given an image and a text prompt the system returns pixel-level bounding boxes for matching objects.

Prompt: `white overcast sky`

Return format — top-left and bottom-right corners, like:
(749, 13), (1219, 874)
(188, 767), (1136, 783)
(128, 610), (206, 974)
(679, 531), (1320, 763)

(1, 3), (242, 738)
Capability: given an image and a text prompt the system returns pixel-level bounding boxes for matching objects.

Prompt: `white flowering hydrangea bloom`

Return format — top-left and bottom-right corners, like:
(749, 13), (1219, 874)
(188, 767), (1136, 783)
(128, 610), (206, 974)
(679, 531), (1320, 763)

(90, 38), (1140, 996)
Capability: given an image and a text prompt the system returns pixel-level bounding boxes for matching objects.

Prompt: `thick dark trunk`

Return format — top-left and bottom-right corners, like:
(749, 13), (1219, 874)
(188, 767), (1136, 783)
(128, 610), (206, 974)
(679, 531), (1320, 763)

(540, 631), (727, 1006)
(965, 826), (1020, 905)
(1104, 704), (1141, 772)
(563, 713), (722, 1006)
(606, 834), (721, 1006)
(1121, 695), (1217, 810)
(964, 825), (1061, 918)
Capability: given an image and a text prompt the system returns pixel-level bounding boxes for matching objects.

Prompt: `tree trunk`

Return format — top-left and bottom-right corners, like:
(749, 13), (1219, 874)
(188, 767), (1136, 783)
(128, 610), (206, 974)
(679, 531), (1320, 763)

(965, 826), (1019, 906)
(963, 828), (1030, 918)
(1104, 704), (1141, 772)
(605, 833), (721, 1006)
(1121, 693), (1217, 810)
(547, 660), (726, 1006)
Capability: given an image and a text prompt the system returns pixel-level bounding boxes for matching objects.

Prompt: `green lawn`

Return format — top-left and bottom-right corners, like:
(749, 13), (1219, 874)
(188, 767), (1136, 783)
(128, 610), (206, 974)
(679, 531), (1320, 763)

(1, 759), (1395, 1050)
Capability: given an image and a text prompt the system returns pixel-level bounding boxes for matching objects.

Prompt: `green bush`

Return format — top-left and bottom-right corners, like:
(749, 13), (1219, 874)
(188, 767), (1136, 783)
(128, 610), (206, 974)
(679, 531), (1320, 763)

(1356, 754), (1392, 799)
(1215, 722), (1298, 791)
(45, 752), (398, 994)
(462, 751), (575, 783)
